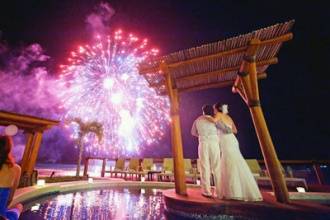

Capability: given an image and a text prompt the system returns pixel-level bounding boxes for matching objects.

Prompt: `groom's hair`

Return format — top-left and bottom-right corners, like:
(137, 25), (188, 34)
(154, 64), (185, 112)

(214, 102), (223, 112)
(202, 105), (213, 116)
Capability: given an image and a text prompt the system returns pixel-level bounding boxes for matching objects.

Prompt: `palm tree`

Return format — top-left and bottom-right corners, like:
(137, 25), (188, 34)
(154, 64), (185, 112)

(67, 118), (103, 177)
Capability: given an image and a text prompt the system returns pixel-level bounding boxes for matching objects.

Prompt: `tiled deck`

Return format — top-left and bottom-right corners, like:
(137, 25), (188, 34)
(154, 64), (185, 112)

(163, 188), (330, 219)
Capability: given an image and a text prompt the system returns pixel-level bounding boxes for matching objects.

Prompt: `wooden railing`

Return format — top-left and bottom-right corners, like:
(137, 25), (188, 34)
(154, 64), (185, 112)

(83, 157), (330, 185)
(257, 160), (330, 185)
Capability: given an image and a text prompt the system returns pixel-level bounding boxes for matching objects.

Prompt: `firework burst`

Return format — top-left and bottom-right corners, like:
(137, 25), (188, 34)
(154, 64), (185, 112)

(57, 30), (170, 157)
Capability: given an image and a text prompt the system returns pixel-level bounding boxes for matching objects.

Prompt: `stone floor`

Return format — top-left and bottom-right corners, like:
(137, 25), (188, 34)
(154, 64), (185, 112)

(163, 188), (330, 219)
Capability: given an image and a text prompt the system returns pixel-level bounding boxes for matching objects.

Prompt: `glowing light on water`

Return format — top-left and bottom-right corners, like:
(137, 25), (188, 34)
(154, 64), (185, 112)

(57, 30), (170, 157)
(88, 178), (94, 183)
(296, 187), (306, 193)
(37, 179), (46, 187)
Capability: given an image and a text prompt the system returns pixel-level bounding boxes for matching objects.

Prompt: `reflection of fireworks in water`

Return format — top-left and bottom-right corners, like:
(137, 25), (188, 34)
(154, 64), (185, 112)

(57, 30), (170, 157)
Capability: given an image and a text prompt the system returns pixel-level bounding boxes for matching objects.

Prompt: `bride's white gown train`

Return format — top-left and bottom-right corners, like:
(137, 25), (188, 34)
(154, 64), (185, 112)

(217, 122), (263, 201)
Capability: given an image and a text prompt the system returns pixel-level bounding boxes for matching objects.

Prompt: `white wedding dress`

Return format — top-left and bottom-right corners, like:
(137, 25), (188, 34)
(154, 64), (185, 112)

(217, 121), (263, 201)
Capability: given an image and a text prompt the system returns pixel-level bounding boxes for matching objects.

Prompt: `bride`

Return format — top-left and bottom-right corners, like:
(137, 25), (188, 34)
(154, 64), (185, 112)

(209, 102), (263, 201)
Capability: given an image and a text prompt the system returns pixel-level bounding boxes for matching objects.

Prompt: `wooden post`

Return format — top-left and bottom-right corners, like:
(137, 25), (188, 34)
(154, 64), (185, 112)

(236, 39), (289, 203)
(20, 131), (35, 175)
(249, 106), (289, 203)
(101, 159), (106, 177)
(162, 62), (187, 195)
(83, 157), (89, 177)
(25, 131), (43, 176)
(170, 89), (187, 195)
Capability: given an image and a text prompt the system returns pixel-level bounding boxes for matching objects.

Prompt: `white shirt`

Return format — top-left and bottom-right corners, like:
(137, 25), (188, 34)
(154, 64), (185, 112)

(191, 115), (217, 137)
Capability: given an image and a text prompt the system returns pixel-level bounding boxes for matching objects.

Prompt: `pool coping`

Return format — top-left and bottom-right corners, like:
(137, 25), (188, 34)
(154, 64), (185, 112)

(11, 179), (330, 207)
(10, 179), (200, 207)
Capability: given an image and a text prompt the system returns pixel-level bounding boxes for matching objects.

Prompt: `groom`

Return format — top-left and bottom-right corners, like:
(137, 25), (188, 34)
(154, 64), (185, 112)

(191, 105), (221, 198)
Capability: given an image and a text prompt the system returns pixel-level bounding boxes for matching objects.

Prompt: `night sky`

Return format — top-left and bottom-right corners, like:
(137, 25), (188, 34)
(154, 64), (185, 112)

(0, 0), (329, 161)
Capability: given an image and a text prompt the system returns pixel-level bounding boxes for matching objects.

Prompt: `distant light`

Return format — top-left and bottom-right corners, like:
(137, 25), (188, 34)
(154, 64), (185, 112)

(152, 188), (157, 195)
(196, 179), (201, 185)
(136, 98), (144, 109)
(111, 93), (123, 104)
(103, 77), (114, 90)
(296, 187), (306, 193)
(37, 179), (46, 187)
(31, 203), (40, 212)
(152, 164), (157, 171)
(121, 73), (129, 81)
(88, 178), (94, 184)
(141, 188), (145, 194)
(141, 177), (145, 182)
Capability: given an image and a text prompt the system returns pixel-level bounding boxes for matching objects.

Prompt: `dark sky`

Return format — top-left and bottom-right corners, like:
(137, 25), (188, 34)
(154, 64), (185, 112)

(0, 0), (329, 160)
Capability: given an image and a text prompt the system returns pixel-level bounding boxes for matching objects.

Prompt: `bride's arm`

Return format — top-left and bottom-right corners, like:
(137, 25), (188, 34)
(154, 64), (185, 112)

(232, 122), (238, 134)
(228, 116), (238, 134)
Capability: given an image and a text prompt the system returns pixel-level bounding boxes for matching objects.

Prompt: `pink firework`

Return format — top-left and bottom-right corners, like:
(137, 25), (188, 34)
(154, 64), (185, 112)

(57, 30), (170, 157)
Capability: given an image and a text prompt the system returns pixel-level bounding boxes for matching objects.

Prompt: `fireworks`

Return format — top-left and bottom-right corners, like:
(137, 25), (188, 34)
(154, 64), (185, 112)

(57, 30), (170, 157)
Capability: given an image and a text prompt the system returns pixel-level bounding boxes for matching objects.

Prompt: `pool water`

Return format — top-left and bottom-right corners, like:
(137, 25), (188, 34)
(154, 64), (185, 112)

(21, 188), (165, 220)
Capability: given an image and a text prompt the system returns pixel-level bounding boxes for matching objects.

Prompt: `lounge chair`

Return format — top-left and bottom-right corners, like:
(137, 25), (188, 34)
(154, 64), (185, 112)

(246, 159), (266, 177)
(126, 158), (141, 180)
(158, 158), (174, 181)
(141, 158), (154, 172)
(184, 159), (197, 183)
(139, 158), (156, 180)
(107, 158), (126, 178)
(246, 159), (308, 189)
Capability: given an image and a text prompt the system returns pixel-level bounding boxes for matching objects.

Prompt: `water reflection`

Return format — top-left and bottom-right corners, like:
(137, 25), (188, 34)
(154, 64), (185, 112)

(23, 188), (165, 220)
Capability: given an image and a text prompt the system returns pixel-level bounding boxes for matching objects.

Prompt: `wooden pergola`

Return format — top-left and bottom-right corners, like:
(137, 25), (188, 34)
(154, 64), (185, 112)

(139, 20), (295, 203)
(0, 110), (59, 186)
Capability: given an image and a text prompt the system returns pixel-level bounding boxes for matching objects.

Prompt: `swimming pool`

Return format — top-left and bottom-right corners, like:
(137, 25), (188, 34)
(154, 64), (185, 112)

(21, 188), (165, 220)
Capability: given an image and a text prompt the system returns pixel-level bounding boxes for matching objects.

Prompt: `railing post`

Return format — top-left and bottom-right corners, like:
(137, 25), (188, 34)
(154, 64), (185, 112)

(101, 159), (106, 177)
(83, 157), (89, 177)
(313, 162), (325, 185)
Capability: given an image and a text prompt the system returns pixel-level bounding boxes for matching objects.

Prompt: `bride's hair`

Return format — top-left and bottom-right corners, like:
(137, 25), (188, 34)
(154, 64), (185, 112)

(0, 136), (15, 170)
(214, 102), (223, 112)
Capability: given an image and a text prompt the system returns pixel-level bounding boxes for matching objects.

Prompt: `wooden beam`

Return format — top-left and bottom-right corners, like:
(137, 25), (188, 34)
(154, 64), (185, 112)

(138, 33), (291, 75)
(149, 80), (166, 88)
(0, 120), (42, 131)
(238, 38), (260, 105)
(168, 47), (247, 69)
(176, 57), (277, 82)
(245, 39), (261, 102)
(259, 33), (293, 46)
(0, 110), (59, 127)
(163, 63), (174, 99)
(179, 73), (267, 93)
(232, 77), (248, 104)
(148, 57), (276, 93)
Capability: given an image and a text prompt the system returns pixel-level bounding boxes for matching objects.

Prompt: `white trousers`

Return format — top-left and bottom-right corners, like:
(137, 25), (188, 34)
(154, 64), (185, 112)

(198, 135), (221, 196)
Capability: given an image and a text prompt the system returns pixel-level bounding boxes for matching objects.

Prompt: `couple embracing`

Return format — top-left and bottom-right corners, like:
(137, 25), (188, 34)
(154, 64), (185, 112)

(191, 102), (262, 201)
